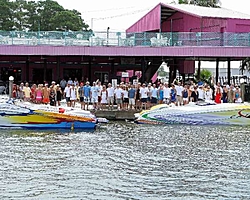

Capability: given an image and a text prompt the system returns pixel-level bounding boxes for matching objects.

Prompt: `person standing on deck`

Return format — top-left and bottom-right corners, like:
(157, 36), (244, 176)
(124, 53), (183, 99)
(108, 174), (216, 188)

(64, 83), (71, 107)
(139, 83), (149, 110)
(170, 84), (177, 105)
(83, 82), (91, 110)
(204, 85), (213, 101)
(227, 85), (235, 103)
(222, 85), (228, 103)
(147, 83), (152, 109)
(175, 81), (184, 106)
(100, 85), (108, 110)
(191, 86), (199, 102)
(107, 83), (114, 110)
(90, 82), (99, 110)
(97, 81), (103, 110)
(182, 85), (189, 105)
(56, 85), (62, 106)
(151, 83), (158, 106)
(79, 82), (84, 109)
(128, 84), (136, 110)
(23, 82), (31, 102)
(70, 84), (76, 107)
(114, 85), (123, 110)
(197, 85), (205, 101)
(35, 84), (43, 104)
(60, 78), (67, 93)
(163, 83), (170, 104)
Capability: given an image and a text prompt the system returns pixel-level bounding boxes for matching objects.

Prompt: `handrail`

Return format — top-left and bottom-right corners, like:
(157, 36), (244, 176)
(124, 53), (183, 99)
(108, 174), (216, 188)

(0, 31), (250, 47)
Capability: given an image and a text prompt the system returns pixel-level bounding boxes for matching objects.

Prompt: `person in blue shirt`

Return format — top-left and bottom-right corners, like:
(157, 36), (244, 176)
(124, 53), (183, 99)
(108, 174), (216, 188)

(170, 84), (177, 104)
(83, 82), (91, 110)
(128, 85), (136, 110)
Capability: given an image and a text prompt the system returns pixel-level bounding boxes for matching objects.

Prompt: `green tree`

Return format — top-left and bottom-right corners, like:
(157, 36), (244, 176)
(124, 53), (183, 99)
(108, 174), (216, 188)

(12, 0), (28, 31)
(195, 69), (212, 83)
(0, 0), (15, 31)
(0, 0), (90, 31)
(25, 0), (41, 31)
(50, 10), (87, 31)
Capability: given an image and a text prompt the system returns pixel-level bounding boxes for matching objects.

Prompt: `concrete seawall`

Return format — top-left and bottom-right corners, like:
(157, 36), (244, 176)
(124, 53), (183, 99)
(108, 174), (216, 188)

(94, 110), (137, 120)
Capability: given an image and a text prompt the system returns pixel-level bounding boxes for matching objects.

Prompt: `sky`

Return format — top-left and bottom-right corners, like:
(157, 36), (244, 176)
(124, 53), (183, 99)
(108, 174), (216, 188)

(46, 0), (249, 31)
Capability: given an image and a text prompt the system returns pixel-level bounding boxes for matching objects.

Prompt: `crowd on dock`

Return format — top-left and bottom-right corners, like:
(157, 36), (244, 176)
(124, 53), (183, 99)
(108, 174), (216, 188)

(10, 77), (243, 111)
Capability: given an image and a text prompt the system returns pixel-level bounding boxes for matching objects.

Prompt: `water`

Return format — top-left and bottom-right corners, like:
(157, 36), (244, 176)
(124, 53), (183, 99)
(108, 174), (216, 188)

(0, 122), (249, 200)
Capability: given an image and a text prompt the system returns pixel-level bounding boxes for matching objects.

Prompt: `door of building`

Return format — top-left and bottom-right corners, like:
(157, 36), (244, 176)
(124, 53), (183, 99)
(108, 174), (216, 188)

(63, 68), (82, 82)
(32, 68), (52, 84)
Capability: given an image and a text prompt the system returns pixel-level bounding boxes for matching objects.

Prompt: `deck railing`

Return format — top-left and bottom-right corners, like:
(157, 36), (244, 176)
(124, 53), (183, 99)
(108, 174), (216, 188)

(0, 31), (250, 47)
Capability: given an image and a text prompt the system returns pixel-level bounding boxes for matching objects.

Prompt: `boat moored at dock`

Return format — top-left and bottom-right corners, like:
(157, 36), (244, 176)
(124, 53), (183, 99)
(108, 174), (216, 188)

(0, 101), (98, 130)
(135, 102), (250, 126)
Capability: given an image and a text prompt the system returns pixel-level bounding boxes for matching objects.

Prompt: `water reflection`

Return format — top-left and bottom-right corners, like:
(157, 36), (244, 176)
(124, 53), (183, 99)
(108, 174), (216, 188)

(0, 122), (249, 199)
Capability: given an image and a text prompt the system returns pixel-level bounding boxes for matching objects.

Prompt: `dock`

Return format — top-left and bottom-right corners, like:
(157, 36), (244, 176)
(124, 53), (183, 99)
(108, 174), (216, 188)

(94, 110), (138, 120)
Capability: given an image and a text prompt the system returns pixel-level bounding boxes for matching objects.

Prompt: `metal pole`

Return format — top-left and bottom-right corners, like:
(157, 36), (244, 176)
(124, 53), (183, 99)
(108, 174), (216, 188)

(9, 76), (14, 98)
(107, 27), (110, 46)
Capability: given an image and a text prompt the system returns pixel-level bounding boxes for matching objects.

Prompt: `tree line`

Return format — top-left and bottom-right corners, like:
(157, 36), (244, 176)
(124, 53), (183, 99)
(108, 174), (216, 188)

(0, 0), (89, 31)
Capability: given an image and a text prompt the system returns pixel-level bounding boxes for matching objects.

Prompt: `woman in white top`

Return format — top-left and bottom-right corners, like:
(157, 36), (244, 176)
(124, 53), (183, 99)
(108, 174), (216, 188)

(70, 86), (76, 107)
(101, 85), (108, 109)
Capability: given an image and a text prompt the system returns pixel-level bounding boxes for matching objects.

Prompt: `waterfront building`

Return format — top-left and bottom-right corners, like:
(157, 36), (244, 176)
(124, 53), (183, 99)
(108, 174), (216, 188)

(0, 3), (250, 85)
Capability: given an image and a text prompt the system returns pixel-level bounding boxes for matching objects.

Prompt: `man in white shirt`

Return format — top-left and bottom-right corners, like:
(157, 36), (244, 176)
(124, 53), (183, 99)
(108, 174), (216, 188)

(64, 83), (71, 107)
(114, 85), (123, 110)
(90, 82), (99, 110)
(197, 85), (205, 101)
(107, 83), (114, 110)
(163, 82), (170, 104)
(139, 83), (149, 109)
(175, 82), (184, 106)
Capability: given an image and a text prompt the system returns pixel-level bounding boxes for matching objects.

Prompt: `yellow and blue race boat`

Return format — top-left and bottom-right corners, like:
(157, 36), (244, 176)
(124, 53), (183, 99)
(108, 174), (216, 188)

(0, 101), (97, 130)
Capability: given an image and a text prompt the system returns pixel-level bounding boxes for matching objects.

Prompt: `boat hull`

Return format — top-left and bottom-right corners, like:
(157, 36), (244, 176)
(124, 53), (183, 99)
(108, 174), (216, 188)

(135, 103), (250, 126)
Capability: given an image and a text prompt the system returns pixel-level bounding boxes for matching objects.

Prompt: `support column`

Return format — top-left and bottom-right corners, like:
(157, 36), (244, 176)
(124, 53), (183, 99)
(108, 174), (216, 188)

(215, 58), (219, 84)
(26, 56), (30, 82)
(111, 60), (114, 82)
(227, 57), (231, 85)
(88, 57), (92, 82)
(43, 58), (47, 83)
(56, 56), (60, 82)
(197, 59), (201, 80)
(141, 57), (146, 83)
(173, 59), (177, 82)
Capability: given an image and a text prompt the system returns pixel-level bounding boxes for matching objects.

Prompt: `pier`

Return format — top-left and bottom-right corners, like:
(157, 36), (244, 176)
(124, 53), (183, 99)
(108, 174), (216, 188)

(94, 110), (137, 120)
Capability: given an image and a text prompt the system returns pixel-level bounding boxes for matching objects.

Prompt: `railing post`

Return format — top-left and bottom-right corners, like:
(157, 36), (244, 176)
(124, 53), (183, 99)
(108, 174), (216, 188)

(11, 31), (14, 45)
(249, 33), (250, 46)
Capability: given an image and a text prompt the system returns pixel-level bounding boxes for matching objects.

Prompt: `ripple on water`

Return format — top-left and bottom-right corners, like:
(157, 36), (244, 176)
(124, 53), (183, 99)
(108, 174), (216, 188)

(0, 123), (249, 199)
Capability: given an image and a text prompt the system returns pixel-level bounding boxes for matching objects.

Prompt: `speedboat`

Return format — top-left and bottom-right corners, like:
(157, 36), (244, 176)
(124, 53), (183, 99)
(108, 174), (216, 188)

(0, 99), (98, 130)
(135, 102), (250, 126)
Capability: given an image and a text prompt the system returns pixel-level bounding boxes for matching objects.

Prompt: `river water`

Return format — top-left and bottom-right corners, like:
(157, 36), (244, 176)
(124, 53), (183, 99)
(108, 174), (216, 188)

(0, 122), (249, 200)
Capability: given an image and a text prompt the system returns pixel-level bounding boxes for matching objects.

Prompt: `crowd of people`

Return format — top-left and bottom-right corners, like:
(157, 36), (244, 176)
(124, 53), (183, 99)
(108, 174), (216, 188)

(10, 77), (243, 111)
